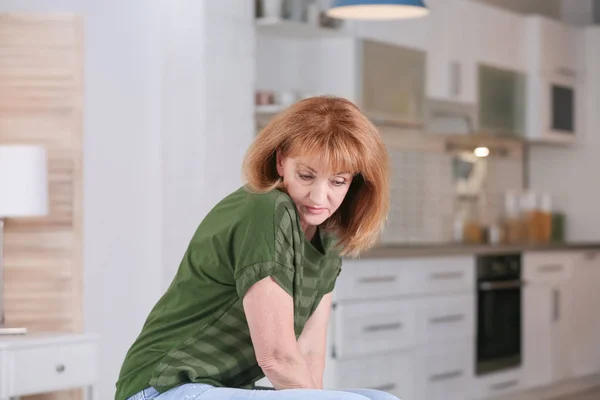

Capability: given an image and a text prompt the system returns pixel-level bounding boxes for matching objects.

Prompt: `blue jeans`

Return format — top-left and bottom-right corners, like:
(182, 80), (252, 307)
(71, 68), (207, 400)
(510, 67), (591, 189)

(127, 384), (401, 400)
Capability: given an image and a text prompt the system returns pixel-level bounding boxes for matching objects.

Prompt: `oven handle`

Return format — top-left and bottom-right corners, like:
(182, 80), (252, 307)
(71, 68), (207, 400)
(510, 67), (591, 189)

(479, 280), (526, 291)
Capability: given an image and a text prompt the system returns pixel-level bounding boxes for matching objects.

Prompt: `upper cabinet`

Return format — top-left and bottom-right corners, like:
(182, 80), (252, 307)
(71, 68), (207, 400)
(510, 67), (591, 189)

(425, 0), (477, 104)
(524, 16), (579, 144)
(360, 39), (426, 127)
(478, 64), (527, 137)
(469, 2), (528, 72)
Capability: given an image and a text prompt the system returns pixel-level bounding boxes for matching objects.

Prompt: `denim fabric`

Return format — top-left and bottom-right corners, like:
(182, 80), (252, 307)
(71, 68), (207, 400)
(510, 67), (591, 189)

(127, 384), (401, 400)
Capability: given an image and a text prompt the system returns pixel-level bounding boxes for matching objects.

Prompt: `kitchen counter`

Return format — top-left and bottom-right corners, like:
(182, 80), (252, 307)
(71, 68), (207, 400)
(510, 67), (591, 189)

(357, 242), (600, 259)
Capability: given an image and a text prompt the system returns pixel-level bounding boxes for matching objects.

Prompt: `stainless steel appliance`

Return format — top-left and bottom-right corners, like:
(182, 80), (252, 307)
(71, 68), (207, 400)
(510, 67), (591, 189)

(476, 253), (524, 375)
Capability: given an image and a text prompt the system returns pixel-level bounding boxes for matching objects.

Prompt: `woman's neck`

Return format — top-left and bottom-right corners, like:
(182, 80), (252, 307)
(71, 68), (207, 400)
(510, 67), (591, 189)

(301, 222), (317, 242)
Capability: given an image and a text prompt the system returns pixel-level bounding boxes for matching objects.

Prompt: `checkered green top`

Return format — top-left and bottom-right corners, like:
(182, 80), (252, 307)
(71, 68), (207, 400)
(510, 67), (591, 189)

(115, 187), (342, 400)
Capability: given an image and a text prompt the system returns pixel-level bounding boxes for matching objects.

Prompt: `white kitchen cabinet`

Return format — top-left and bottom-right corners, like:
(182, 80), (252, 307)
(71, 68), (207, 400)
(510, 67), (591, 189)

(334, 351), (415, 400)
(478, 64), (527, 137)
(333, 299), (416, 358)
(469, 1), (528, 72)
(415, 294), (475, 345)
(360, 39), (426, 127)
(563, 250), (600, 378)
(473, 368), (525, 399)
(415, 341), (474, 400)
(524, 15), (579, 144)
(525, 16), (578, 79)
(522, 252), (574, 389)
(425, 0), (478, 104)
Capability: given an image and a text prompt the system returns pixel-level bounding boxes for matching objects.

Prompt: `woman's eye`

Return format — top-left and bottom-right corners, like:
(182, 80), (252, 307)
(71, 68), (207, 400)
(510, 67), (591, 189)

(298, 174), (314, 181)
(332, 180), (346, 187)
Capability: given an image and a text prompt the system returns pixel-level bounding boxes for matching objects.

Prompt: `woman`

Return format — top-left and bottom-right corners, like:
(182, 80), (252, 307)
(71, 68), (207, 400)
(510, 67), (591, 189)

(116, 96), (394, 400)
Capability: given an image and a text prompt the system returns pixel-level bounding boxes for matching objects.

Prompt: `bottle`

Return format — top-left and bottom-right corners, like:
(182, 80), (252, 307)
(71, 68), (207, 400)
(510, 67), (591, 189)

(540, 193), (552, 244)
(504, 191), (522, 244)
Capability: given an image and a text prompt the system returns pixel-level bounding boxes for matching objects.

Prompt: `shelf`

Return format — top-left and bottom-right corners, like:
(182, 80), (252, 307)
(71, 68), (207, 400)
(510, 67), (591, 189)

(256, 18), (346, 39)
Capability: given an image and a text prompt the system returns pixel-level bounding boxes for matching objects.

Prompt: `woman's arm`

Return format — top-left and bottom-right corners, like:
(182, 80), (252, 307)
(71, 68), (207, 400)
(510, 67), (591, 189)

(243, 277), (318, 390)
(297, 293), (333, 389)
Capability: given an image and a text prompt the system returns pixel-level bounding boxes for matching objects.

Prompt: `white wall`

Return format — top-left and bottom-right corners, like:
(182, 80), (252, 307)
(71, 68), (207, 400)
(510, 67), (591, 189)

(0, 1), (255, 398)
(161, 1), (255, 283)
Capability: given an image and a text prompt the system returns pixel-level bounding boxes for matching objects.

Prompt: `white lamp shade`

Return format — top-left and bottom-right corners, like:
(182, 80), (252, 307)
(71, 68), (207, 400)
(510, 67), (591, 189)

(0, 145), (48, 218)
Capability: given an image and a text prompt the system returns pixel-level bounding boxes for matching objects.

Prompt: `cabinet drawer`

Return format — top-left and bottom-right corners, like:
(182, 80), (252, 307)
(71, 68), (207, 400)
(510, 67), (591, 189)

(9, 343), (97, 396)
(336, 259), (408, 301)
(407, 256), (474, 295)
(524, 252), (572, 284)
(335, 351), (414, 400)
(416, 294), (475, 344)
(473, 368), (524, 399)
(416, 342), (473, 400)
(334, 299), (415, 358)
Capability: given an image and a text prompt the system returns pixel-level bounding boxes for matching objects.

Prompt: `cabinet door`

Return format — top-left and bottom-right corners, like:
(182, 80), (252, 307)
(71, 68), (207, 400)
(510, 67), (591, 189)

(523, 282), (554, 389)
(335, 351), (415, 400)
(361, 39), (425, 127)
(415, 342), (474, 400)
(426, 0), (477, 104)
(478, 64), (527, 137)
(563, 251), (600, 378)
(470, 1), (527, 71)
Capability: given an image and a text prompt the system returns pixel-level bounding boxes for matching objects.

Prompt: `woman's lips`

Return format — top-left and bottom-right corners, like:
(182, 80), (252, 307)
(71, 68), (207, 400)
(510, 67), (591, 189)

(306, 206), (327, 215)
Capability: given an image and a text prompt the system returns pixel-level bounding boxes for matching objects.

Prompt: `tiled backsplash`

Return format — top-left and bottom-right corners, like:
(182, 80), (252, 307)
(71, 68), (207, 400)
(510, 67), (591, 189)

(381, 146), (524, 245)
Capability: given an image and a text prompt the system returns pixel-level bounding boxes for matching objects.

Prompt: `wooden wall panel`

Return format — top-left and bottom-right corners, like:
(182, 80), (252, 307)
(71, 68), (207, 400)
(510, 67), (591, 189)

(0, 14), (84, 400)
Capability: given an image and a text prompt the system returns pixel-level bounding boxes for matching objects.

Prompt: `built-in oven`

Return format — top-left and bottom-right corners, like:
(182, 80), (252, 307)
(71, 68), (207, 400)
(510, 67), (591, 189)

(476, 253), (524, 376)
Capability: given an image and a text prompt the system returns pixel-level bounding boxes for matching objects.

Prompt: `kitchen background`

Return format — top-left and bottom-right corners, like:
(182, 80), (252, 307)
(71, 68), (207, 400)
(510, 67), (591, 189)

(0, 0), (599, 399)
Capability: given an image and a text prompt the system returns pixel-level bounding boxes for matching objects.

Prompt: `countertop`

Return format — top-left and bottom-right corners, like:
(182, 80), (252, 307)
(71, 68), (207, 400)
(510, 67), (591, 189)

(357, 242), (600, 259)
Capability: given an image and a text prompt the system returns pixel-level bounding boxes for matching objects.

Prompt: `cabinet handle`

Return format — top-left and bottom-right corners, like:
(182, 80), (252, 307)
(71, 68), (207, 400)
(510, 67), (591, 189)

(363, 322), (402, 333)
(479, 280), (525, 291)
(553, 289), (561, 322)
(429, 271), (463, 281)
(369, 383), (396, 392)
(490, 380), (519, 391)
(429, 369), (464, 382)
(429, 314), (465, 324)
(358, 276), (396, 284)
(556, 67), (576, 78)
(56, 364), (66, 373)
(538, 264), (563, 273)
(450, 61), (461, 98)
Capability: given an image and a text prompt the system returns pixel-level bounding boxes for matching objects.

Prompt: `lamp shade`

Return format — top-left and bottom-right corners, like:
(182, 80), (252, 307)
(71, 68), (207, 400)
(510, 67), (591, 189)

(0, 145), (48, 218)
(327, 0), (429, 20)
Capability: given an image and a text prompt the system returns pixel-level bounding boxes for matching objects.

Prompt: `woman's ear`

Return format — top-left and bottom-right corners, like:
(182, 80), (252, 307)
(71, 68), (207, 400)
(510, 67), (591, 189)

(275, 149), (285, 178)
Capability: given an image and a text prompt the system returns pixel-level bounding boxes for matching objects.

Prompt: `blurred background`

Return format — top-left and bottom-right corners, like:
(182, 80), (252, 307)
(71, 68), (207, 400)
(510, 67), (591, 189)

(0, 0), (599, 399)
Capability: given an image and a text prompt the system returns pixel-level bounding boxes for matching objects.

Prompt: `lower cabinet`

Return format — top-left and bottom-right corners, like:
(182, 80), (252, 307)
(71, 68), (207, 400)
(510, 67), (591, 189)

(415, 341), (474, 400)
(334, 351), (415, 400)
(472, 368), (525, 399)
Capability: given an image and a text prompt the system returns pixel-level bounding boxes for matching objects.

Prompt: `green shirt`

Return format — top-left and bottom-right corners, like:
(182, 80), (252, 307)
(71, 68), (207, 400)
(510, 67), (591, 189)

(115, 187), (342, 400)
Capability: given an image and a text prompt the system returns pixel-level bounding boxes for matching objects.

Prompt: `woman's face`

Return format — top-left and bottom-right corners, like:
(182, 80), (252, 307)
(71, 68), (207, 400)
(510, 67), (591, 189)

(276, 150), (353, 233)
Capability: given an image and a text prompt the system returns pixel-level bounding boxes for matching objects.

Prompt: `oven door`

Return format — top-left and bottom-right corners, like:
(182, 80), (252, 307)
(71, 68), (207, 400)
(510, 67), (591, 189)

(477, 279), (524, 375)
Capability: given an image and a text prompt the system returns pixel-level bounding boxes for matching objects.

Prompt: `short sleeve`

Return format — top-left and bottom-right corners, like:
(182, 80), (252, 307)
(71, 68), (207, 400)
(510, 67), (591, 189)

(235, 261), (295, 299)
(233, 192), (302, 300)
(322, 258), (342, 294)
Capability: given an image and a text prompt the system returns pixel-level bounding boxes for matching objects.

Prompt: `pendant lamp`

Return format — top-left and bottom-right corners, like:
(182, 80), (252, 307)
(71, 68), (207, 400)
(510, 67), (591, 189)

(327, 0), (429, 20)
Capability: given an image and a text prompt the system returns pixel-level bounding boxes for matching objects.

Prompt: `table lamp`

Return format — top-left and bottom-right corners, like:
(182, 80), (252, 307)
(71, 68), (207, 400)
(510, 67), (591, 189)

(0, 145), (48, 335)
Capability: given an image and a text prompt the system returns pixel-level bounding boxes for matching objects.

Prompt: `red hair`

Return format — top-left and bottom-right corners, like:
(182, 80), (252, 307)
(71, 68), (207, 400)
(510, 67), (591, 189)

(243, 96), (390, 257)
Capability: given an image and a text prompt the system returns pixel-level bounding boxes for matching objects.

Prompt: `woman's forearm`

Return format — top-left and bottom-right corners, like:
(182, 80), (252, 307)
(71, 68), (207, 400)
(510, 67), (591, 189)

(303, 354), (325, 389)
(258, 347), (319, 390)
